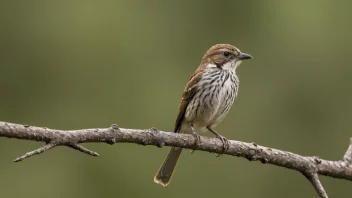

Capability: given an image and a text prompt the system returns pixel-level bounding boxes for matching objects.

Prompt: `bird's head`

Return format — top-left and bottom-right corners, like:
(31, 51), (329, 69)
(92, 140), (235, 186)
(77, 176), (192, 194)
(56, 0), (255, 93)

(201, 44), (252, 72)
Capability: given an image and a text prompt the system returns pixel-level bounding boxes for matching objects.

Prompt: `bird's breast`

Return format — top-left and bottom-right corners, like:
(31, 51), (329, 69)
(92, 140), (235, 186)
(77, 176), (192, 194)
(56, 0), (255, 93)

(185, 70), (239, 129)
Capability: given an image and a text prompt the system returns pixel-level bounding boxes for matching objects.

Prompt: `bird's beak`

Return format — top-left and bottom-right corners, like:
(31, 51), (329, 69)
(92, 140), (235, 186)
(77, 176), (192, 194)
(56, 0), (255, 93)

(238, 53), (252, 60)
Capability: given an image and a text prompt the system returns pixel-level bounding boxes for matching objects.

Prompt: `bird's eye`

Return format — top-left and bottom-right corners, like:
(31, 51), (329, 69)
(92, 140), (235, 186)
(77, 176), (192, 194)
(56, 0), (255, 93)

(223, 51), (230, 57)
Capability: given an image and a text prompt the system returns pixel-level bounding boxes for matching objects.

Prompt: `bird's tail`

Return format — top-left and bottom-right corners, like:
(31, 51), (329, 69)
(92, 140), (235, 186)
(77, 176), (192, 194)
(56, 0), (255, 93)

(154, 147), (183, 186)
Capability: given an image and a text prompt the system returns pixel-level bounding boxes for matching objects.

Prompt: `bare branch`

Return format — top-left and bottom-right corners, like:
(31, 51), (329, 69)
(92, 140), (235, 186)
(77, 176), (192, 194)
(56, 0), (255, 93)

(67, 144), (99, 156)
(14, 143), (57, 162)
(1, 121), (352, 197)
(343, 137), (352, 163)
(303, 171), (328, 198)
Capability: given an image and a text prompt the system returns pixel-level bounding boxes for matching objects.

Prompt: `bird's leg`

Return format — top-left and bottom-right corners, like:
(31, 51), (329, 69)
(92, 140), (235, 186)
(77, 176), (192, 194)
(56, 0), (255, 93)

(190, 124), (201, 153)
(207, 127), (230, 156)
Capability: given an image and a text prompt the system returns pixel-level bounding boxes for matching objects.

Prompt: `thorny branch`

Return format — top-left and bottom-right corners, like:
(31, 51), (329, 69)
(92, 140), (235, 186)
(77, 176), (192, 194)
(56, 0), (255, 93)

(0, 121), (351, 198)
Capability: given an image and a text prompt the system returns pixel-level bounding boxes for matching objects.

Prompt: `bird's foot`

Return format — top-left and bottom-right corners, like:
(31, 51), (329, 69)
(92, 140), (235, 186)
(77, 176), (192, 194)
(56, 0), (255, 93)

(214, 133), (230, 157)
(207, 127), (230, 157)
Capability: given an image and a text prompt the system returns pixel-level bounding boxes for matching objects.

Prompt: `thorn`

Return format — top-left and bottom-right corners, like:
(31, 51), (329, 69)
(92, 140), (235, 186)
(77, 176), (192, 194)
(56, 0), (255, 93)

(14, 143), (57, 162)
(68, 144), (99, 156)
(252, 142), (257, 147)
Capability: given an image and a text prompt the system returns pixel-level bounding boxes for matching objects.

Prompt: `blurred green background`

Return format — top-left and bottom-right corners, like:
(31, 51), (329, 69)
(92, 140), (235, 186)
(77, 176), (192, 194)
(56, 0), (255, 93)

(1, 0), (351, 197)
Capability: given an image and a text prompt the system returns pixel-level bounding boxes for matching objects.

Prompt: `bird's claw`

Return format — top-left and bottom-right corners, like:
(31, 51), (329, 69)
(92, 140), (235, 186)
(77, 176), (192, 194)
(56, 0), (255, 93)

(215, 134), (230, 157)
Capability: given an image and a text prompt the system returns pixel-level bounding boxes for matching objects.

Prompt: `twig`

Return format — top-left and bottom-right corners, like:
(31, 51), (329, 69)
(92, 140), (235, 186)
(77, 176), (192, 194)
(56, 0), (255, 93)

(67, 144), (99, 156)
(1, 121), (352, 197)
(14, 143), (57, 162)
(303, 171), (328, 198)
(343, 137), (352, 163)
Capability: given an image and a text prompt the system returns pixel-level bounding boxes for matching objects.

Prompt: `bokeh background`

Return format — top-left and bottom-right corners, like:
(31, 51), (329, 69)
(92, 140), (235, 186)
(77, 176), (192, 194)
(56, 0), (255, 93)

(1, 0), (351, 197)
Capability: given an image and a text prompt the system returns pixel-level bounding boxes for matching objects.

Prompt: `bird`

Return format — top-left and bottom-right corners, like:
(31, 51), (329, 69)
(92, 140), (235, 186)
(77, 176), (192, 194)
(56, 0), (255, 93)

(154, 44), (252, 186)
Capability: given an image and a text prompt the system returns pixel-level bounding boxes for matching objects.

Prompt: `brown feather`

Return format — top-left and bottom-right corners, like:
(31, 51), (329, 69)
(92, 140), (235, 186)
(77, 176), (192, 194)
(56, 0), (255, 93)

(174, 70), (204, 133)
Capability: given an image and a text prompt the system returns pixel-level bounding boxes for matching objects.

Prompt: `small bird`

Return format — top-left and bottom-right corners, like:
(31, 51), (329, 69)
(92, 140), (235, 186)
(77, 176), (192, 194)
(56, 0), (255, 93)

(154, 44), (252, 186)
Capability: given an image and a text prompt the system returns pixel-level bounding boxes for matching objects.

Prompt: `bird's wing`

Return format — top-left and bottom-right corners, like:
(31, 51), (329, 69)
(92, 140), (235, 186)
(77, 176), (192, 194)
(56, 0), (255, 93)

(174, 71), (204, 133)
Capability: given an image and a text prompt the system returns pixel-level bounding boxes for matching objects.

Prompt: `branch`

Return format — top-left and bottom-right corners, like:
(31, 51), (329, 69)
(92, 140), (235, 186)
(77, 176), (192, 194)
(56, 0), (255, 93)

(303, 171), (328, 198)
(1, 121), (352, 197)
